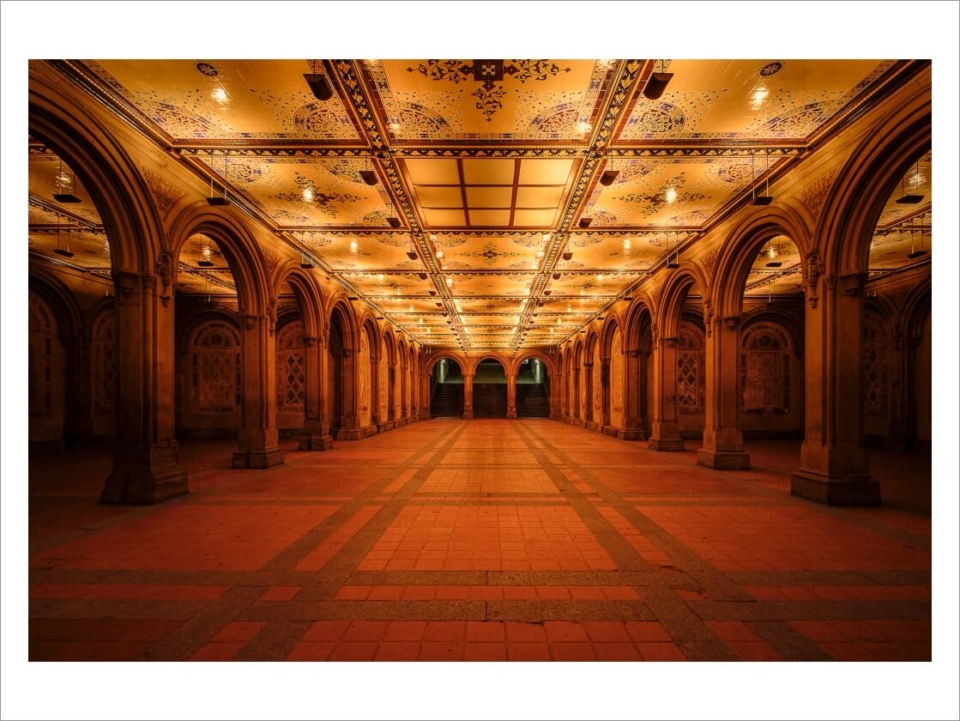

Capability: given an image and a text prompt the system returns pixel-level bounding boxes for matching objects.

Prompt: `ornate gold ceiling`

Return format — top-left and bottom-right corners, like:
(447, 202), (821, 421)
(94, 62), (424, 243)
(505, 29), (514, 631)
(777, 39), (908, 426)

(27, 59), (932, 351)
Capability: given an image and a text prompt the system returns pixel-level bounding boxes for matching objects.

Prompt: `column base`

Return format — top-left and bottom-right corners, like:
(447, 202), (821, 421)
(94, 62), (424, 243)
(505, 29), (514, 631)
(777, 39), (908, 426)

(101, 441), (189, 504)
(232, 447), (284, 469)
(697, 447), (751, 470)
(335, 428), (364, 441)
(462, 410), (474, 420)
(790, 470), (881, 506)
(648, 437), (685, 451)
(618, 429), (648, 441)
(297, 432), (334, 451)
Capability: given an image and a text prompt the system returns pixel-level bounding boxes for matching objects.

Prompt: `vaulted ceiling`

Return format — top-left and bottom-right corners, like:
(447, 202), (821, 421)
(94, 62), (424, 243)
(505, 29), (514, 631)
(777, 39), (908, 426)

(28, 59), (932, 351)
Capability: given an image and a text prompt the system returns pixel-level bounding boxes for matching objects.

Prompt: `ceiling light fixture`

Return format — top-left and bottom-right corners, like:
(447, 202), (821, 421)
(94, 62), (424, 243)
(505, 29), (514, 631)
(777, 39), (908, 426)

(304, 60), (334, 101)
(752, 152), (773, 206)
(642, 59), (673, 100)
(578, 217), (593, 228)
(895, 159), (924, 204)
(52, 157), (81, 203)
(349, 238), (358, 254)
(387, 217), (402, 228)
(206, 154), (230, 205)
(198, 233), (214, 267)
(53, 213), (73, 258)
(907, 212), (928, 259)
(765, 235), (782, 268)
(666, 231), (681, 269)
(599, 168), (619, 186)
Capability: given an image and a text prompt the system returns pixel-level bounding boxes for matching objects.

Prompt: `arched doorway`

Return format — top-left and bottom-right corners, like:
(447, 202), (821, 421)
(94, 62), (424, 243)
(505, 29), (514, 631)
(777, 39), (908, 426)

(430, 357), (465, 417)
(473, 358), (507, 418)
(516, 357), (550, 418)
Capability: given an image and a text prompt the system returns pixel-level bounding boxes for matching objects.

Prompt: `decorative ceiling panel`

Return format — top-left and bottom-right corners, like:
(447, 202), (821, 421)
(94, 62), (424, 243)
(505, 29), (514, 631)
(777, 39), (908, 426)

(27, 60), (928, 354)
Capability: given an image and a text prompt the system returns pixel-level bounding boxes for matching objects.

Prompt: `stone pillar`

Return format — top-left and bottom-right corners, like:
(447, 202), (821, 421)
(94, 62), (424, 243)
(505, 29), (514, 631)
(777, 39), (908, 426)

(621, 349), (647, 440)
(102, 271), (188, 503)
(369, 352), (381, 432)
(599, 357), (612, 431)
(298, 335), (333, 451)
(335, 348), (363, 440)
(232, 312), (284, 468)
(791, 272), (880, 505)
(418, 369), (431, 420)
(388, 362), (397, 424)
(583, 360), (594, 428)
(462, 372), (474, 420)
(549, 368), (561, 421)
(648, 334), (685, 451)
(697, 316), (750, 469)
(506, 373), (517, 418)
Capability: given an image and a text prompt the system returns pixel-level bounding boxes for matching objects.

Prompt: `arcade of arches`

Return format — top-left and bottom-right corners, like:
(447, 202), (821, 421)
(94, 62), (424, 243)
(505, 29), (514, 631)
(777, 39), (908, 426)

(19, 57), (941, 671)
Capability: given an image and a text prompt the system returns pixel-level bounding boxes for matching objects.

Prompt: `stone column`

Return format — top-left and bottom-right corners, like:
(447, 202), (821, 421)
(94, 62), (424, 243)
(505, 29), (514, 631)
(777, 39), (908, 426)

(697, 316), (750, 469)
(370, 352), (381, 432)
(599, 356), (612, 432)
(462, 372), (475, 420)
(335, 348), (363, 440)
(648, 334), (685, 451)
(583, 360), (594, 428)
(298, 335), (333, 451)
(621, 349), (647, 440)
(232, 312), (283, 468)
(506, 373), (517, 419)
(418, 368), (431, 420)
(102, 271), (188, 503)
(791, 272), (879, 505)
(388, 361), (397, 425)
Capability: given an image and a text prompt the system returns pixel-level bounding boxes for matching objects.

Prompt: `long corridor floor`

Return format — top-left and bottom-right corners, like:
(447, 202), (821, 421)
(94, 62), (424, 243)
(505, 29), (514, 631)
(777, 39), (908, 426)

(14, 418), (954, 717)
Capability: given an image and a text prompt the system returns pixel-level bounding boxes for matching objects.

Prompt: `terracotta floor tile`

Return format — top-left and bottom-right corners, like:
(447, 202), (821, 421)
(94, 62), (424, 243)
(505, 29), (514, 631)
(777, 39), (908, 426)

(543, 621), (589, 643)
(287, 642), (336, 661)
(505, 622), (547, 643)
(419, 642), (464, 661)
(210, 621), (265, 644)
(507, 643), (551, 661)
(423, 621), (466, 642)
(258, 586), (301, 602)
(329, 642), (379, 661)
(726, 641), (783, 661)
(342, 621), (389, 643)
(464, 643), (507, 661)
(594, 642), (642, 661)
(188, 642), (245, 661)
(375, 642), (421, 661)
(584, 622), (631, 643)
(637, 642), (687, 661)
(550, 642), (597, 661)
(466, 621), (505, 643)
(383, 621), (427, 642)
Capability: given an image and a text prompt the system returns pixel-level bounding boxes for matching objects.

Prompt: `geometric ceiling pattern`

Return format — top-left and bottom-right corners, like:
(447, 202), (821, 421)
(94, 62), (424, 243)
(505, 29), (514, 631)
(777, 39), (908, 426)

(27, 59), (932, 352)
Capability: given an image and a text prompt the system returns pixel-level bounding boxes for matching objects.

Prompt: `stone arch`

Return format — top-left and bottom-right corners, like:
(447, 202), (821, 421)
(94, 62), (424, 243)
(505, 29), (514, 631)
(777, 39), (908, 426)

(29, 63), (163, 274)
(818, 71), (931, 277)
(712, 208), (811, 319)
(168, 207), (272, 318)
(656, 264), (710, 339)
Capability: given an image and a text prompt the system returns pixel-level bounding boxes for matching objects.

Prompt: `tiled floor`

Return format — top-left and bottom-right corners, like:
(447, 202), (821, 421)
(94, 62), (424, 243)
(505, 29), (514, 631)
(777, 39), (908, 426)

(23, 418), (937, 667)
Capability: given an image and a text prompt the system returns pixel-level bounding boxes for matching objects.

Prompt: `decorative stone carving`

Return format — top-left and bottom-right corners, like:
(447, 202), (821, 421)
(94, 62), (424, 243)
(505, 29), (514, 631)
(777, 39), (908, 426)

(799, 168), (838, 220)
(261, 245), (280, 279)
(805, 252), (824, 308)
(141, 166), (184, 217)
